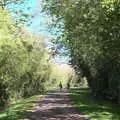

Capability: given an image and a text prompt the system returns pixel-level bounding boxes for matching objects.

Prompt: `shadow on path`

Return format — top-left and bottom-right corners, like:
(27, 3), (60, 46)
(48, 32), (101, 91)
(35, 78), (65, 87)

(24, 90), (89, 120)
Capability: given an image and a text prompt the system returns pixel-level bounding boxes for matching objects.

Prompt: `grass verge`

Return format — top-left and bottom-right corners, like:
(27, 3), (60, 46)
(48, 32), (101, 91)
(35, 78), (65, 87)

(69, 88), (120, 120)
(0, 94), (43, 120)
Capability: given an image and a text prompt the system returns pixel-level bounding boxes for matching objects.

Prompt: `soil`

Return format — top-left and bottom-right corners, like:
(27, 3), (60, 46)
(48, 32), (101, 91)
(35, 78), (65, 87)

(24, 90), (89, 120)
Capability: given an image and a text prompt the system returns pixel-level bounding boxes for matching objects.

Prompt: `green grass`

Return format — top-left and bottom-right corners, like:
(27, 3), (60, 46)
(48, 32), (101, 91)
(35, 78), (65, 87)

(69, 88), (120, 120)
(0, 95), (43, 120)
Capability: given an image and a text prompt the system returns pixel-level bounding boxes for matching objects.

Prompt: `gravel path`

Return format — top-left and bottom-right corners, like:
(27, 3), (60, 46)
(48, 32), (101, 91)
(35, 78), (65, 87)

(24, 90), (89, 120)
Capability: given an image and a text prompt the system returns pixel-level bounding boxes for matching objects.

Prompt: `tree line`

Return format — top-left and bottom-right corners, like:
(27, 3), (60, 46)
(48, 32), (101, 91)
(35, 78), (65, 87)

(0, 3), (74, 106)
(0, 8), (52, 106)
(43, 0), (120, 103)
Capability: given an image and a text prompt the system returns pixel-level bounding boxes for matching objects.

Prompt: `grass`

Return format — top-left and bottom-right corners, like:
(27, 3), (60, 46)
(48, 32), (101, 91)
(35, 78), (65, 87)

(69, 88), (120, 120)
(0, 94), (43, 120)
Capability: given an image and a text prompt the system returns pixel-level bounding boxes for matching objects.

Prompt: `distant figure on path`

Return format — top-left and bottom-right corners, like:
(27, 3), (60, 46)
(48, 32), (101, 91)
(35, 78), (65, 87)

(67, 82), (70, 90)
(59, 81), (62, 91)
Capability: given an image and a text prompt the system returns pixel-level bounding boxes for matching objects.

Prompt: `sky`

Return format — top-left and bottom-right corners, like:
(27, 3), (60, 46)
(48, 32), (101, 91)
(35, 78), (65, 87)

(7, 0), (70, 64)
(8, 0), (51, 36)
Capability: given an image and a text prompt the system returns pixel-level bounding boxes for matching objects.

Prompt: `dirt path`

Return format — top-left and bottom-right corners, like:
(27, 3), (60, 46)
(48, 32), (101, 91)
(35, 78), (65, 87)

(24, 90), (89, 120)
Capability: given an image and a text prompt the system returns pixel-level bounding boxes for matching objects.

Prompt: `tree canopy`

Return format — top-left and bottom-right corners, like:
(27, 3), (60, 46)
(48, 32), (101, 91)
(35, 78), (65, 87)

(42, 0), (120, 102)
(0, 9), (51, 105)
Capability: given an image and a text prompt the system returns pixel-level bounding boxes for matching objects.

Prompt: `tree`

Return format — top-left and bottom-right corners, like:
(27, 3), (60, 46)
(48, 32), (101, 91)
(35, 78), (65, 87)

(42, 0), (120, 102)
(0, 0), (24, 9)
(0, 9), (52, 105)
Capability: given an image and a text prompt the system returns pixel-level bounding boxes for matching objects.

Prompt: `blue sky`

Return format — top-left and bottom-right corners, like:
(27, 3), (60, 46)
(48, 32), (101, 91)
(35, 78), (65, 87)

(8, 0), (51, 36)
(8, 0), (70, 64)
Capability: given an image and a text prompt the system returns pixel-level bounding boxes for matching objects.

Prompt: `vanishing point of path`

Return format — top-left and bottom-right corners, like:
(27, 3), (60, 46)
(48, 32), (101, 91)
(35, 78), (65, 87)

(24, 90), (89, 120)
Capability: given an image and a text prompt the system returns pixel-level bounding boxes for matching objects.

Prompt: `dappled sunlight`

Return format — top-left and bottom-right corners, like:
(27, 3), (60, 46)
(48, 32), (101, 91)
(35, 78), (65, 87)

(0, 0), (120, 120)
(0, 95), (43, 120)
(25, 91), (88, 120)
(70, 88), (120, 120)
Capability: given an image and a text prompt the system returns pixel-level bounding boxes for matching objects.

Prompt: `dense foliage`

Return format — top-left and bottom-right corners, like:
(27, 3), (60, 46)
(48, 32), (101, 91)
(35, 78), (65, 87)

(43, 0), (120, 102)
(0, 9), (51, 105)
(0, 0), (24, 9)
(0, 7), (74, 106)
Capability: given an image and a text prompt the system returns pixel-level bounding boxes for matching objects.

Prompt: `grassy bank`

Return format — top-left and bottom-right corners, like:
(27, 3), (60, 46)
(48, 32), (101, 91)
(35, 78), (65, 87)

(0, 95), (43, 120)
(69, 88), (120, 120)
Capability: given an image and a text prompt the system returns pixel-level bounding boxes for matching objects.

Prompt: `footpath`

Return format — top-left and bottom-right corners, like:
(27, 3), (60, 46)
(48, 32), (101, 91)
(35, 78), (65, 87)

(24, 90), (89, 120)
